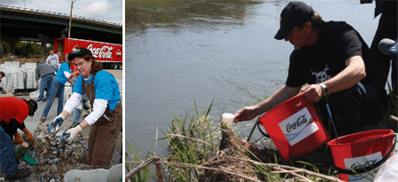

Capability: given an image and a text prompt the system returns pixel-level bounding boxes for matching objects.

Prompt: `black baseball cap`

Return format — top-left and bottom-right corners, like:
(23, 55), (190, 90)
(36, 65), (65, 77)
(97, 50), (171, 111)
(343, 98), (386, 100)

(67, 48), (93, 60)
(24, 99), (37, 116)
(274, 1), (314, 40)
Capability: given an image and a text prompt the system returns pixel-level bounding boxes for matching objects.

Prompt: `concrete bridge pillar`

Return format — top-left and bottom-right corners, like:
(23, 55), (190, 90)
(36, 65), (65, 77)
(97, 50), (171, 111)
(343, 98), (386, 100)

(41, 42), (47, 58)
(10, 42), (16, 57)
(60, 26), (68, 38)
(38, 34), (54, 58)
(0, 35), (19, 57)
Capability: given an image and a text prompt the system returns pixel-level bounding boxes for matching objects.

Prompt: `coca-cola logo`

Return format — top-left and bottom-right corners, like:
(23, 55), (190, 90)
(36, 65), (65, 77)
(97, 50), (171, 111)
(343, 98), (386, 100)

(87, 44), (113, 59)
(350, 159), (377, 171)
(286, 114), (307, 133)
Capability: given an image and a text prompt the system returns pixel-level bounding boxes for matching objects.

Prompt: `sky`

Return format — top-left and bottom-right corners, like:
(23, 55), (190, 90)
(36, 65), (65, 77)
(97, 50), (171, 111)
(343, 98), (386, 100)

(2, 0), (122, 25)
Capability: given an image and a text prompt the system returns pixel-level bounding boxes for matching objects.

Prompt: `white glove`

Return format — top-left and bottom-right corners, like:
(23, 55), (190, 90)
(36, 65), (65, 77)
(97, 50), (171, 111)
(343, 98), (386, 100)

(65, 125), (83, 141)
(51, 114), (66, 123)
(34, 82), (38, 89)
(49, 114), (66, 132)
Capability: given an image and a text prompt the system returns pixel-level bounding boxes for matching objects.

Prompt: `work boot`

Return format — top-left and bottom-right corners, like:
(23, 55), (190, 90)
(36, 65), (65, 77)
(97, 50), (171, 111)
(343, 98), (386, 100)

(37, 98), (47, 102)
(40, 116), (46, 123)
(5, 168), (31, 181)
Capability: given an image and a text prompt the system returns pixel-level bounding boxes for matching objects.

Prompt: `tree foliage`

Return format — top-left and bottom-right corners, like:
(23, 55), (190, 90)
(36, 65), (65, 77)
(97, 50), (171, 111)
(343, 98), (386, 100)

(15, 41), (41, 58)
(0, 41), (11, 57)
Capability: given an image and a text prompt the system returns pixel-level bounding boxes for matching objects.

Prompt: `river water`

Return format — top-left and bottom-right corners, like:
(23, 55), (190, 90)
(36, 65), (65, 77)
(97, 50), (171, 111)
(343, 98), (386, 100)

(125, 0), (379, 156)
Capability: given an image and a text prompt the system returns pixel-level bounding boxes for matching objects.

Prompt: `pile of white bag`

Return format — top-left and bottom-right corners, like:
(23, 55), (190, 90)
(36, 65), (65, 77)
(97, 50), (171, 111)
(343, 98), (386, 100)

(0, 61), (36, 93)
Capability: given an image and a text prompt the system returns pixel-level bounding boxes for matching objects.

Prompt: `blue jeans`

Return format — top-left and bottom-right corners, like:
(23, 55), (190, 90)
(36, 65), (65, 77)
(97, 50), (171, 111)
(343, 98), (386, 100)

(38, 74), (54, 101)
(0, 127), (18, 175)
(42, 79), (65, 117)
(73, 100), (88, 123)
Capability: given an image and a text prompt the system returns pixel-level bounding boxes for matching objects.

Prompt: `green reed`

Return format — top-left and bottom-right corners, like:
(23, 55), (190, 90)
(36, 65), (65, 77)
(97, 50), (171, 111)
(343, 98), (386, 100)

(126, 142), (152, 182)
(160, 99), (219, 181)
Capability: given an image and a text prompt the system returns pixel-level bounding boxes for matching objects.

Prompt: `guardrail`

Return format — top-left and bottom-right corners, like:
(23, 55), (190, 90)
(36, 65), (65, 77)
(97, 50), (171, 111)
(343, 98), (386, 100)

(0, 4), (122, 27)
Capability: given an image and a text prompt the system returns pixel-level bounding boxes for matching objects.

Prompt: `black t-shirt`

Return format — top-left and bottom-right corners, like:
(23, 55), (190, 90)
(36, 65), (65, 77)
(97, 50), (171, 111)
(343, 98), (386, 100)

(0, 119), (26, 137)
(286, 21), (385, 97)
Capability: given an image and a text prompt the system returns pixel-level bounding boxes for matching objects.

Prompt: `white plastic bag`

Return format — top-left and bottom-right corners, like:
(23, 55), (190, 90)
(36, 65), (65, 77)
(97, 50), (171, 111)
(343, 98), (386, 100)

(374, 147), (398, 181)
(29, 90), (46, 100)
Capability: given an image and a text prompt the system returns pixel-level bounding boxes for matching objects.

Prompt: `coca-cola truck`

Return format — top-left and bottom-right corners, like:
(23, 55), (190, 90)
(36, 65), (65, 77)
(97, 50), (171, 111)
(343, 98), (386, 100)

(54, 38), (122, 70)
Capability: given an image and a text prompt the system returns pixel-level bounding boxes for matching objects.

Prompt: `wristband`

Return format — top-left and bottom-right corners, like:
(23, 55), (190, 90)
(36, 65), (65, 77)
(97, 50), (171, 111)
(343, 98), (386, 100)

(320, 83), (328, 96)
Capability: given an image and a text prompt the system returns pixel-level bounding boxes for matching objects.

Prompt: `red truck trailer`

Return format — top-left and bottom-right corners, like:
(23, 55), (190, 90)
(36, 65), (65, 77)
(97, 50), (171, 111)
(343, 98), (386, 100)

(54, 38), (122, 70)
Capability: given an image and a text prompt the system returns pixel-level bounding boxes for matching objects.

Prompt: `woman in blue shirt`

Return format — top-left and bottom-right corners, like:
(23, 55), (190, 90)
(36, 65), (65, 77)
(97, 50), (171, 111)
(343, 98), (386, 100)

(52, 48), (122, 168)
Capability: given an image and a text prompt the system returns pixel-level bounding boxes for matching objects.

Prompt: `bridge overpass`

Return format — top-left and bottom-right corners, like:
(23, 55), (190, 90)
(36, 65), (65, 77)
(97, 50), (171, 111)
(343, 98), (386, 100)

(0, 4), (122, 58)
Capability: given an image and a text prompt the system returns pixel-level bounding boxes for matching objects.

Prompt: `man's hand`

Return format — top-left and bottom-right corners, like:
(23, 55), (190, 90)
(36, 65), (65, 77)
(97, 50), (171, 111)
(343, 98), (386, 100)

(233, 106), (259, 123)
(301, 84), (323, 102)
(25, 130), (34, 143)
(14, 133), (23, 144)
(65, 125), (83, 141)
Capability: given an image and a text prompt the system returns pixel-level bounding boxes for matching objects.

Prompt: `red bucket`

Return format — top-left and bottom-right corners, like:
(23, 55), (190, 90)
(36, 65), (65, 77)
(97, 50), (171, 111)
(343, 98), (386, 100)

(327, 129), (395, 182)
(259, 93), (330, 161)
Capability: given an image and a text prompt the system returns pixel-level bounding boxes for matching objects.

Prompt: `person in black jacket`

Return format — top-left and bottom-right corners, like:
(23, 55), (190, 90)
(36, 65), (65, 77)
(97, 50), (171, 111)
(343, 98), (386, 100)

(361, 0), (397, 97)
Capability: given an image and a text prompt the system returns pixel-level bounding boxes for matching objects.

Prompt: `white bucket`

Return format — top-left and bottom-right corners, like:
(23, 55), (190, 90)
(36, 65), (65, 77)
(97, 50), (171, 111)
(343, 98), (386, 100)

(222, 113), (235, 126)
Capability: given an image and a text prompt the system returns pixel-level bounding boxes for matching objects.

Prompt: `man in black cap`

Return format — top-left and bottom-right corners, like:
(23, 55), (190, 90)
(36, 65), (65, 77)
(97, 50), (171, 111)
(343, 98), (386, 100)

(234, 1), (387, 137)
